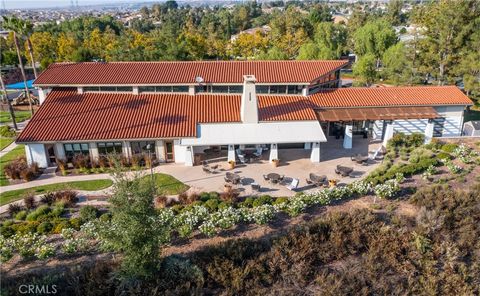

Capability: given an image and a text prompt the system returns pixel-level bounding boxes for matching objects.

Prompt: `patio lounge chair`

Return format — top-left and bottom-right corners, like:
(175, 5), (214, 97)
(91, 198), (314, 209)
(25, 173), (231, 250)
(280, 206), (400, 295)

(253, 147), (263, 157)
(286, 178), (299, 191)
(203, 167), (212, 174)
(335, 165), (353, 177)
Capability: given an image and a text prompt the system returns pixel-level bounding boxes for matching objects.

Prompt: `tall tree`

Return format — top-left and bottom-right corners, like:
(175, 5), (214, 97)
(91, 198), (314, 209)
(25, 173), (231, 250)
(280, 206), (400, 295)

(353, 19), (397, 68)
(2, 18), (34, 116)
(386, 0), (405, 26)
(0, 73), (18, 130)
(353, 53), (377, 86)
(413, 0), (480, 85)
(382, 42), (412, 85)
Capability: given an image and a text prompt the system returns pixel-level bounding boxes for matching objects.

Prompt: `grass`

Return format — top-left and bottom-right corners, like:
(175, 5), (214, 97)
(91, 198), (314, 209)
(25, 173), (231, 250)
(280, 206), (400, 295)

(0, 137), (14, 150)
(0, 110), (32, 124)
(140, 173), (189, 196)
(0, 179), (114, 206)
(0, 144), (25, 186)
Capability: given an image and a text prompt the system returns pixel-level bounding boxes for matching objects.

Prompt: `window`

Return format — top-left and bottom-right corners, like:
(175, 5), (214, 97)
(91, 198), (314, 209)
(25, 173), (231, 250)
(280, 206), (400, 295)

(212, 86), (229, 93)
(156, 86), (173, 92)
(195, 85), (209, 93)
(228, 85), (243, 93)
(64, 143), (90, 160)
(139, 86), (156, 92)
(97, 142), (123, 155)
(256, 85), (269, 94)
(172, 86), (188, 92)
(131, 141), (156, 157)
(115, 86), (133, 92)
(269, 85), (287, 94)
(84, 86), (100, 92)
(287, 85), (302, 94)
(99, 86), (116, 92)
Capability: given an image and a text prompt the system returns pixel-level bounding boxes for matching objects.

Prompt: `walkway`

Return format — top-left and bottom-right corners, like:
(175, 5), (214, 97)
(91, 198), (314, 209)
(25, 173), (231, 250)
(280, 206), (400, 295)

(0, 141), (19, 158)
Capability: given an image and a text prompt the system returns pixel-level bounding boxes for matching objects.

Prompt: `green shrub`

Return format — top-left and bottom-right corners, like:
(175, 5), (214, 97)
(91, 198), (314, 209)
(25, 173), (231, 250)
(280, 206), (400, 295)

(273, 197), (288, 205)
(52, 219), (71, 234)
(437, 152), (452, 160)
(69, 217), (82, 230)
(37, 221), (53, 234)
(441, 143), (458, 153)
(409, 148), (434, 163)
(0, 226), (14, 237)
(12, 221), (40, 234)
(99, 212), (112, 222)
(26, 205), (51, 221)
(15, 210), (28, 221)
(204, 198), (219, 212)
(79, 206), (99, 221)
(51, 204), (65, 217)
(241, 197), (255, 208)
(252, 195), (273, 207)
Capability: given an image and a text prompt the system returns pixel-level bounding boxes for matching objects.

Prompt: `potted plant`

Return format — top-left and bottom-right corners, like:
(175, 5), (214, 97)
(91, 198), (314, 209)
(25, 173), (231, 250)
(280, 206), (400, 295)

(228, 160), (235, 169)
(271, 159), (280, 167)
(328, 179), (337, 188)
(224, 184), (232, 192)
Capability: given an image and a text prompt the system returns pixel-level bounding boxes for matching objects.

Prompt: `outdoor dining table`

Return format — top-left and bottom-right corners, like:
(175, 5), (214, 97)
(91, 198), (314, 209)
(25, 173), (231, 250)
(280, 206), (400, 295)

(267, 173), (281, 183)
(226, 172), (241, 184)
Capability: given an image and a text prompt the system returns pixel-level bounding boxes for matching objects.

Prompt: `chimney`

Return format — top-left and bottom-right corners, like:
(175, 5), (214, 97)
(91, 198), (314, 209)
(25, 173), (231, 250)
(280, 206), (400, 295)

(240, 75), (258, 123)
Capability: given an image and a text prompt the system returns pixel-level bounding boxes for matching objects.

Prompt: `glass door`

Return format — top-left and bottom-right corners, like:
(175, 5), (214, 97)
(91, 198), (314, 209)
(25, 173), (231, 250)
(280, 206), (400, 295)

(164, 141), (174, 162)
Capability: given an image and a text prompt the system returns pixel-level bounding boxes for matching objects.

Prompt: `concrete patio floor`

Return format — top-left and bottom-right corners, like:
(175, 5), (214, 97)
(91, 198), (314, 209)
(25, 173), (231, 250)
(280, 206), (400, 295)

(153, 137), (383, 197)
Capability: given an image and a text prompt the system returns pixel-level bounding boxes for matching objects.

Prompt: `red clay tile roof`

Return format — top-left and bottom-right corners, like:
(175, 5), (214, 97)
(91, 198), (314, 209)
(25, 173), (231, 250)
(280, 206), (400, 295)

(17, 89), (241, 142)
(309, 86), (473, 107)
(33, 60), (349, 85)
(17, 86), (472, 142)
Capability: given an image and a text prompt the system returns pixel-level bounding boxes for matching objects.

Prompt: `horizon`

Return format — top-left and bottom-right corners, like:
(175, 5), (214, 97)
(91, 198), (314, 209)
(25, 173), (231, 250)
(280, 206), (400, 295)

(3, 0), (164, 9)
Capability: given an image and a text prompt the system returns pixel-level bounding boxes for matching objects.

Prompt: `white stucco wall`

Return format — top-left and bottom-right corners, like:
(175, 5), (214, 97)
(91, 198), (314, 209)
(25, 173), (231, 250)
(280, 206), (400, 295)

(181, 121), (327, 146)
(434, 106), (465, 137)
(173, 139), (186, 163)
(25, 144), (48, 168)
(393, 119), (428, 135)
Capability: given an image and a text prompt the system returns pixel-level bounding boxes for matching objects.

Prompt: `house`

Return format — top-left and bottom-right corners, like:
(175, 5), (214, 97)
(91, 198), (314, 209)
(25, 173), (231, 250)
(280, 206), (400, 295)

(17, 60), (473, 168)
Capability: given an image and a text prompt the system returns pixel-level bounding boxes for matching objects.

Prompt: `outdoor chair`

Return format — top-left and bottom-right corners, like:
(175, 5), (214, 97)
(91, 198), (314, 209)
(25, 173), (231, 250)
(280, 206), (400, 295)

(238, 155), (247, 164)
(251, 183), (261, 191)
(286, 178), (299, 191)
(203, 167), (212, 174)
(253, 147), (263, 157)
(263, 175), (269, 181)
(224, 176), (231, 183)
(306, 178), (313, 185)
(279, 175), (285, 182)
(202, 160), (209, 167)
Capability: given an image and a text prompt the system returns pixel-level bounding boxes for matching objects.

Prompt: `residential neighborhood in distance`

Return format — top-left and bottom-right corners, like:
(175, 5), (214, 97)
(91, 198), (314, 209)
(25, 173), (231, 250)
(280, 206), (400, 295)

(1, 1), (479, 295)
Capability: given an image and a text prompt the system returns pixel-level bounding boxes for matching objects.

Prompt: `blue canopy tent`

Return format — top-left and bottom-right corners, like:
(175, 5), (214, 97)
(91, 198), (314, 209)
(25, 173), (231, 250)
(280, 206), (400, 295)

(5, 79), (35, 90)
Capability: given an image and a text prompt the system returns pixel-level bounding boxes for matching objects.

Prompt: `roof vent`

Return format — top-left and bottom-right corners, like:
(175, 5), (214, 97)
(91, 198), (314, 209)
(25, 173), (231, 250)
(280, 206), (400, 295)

(195, 76), (204, 84)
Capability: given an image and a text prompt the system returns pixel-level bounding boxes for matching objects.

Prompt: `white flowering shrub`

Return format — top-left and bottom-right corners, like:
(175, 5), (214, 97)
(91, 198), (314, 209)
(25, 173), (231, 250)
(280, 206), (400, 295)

(374, 180), (401, 199)
(453, 144), (478, 164)
(199, 220), (217, 237)
(0, 235), (14, 262)
(349, 181), (372, 196)
(422, 165), (437, 180)
(443, 159), (462, 174)
(36, 244), (55, 259)
(249, 205), (276, 224)
(395, 173), (405, 184)
(8, 233), (55, 260)
(211, 207), (241, 229)
(285, 197), (307, 217)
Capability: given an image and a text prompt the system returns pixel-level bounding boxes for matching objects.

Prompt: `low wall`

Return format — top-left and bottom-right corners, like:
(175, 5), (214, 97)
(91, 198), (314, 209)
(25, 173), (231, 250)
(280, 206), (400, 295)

(435, 136), (480, 145)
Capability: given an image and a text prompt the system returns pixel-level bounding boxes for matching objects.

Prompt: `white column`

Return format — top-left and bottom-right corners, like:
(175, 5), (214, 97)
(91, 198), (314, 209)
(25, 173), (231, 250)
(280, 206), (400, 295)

(424, 119), (435, 144)
(188, 85), (195, 96)
(132, 86), (139, 95)
(122, 141), (132, 159)
(302, 86), (309, 96)
(343, 124), (353, 149)
(383, 121), (395, 147)
(184, 146), (194, 166)
(155, 140), (165, 162)
(228, 145), (236, 162)
(304, 142), (311, 150)
(77, 87), (83, 94)
(38, 87), (51, 104)
(89, 143), (99, 161)
(54, 143), (65, 160)
(25, 144), (48, 168)
(269, 143), (278, 162)
(310, 142), (321, 163)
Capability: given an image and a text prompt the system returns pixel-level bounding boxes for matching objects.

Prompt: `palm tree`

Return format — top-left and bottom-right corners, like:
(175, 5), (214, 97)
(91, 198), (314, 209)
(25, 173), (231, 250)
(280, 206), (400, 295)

(0, 73), (18, 130)
(2, 16), (34, 116)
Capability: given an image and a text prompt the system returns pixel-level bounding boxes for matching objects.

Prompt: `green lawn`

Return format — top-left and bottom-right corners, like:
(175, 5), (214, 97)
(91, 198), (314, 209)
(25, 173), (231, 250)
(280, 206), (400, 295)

(0, 110), (32, 124)
(0, 144), (25, 186)
(0, 137), (14, 150)
(140, 173), (189, 196)
(0, 179), (114, 206)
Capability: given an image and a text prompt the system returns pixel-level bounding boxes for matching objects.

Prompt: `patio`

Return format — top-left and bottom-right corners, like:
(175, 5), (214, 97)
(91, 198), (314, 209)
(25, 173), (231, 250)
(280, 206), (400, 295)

(153, 137), (382, 197)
